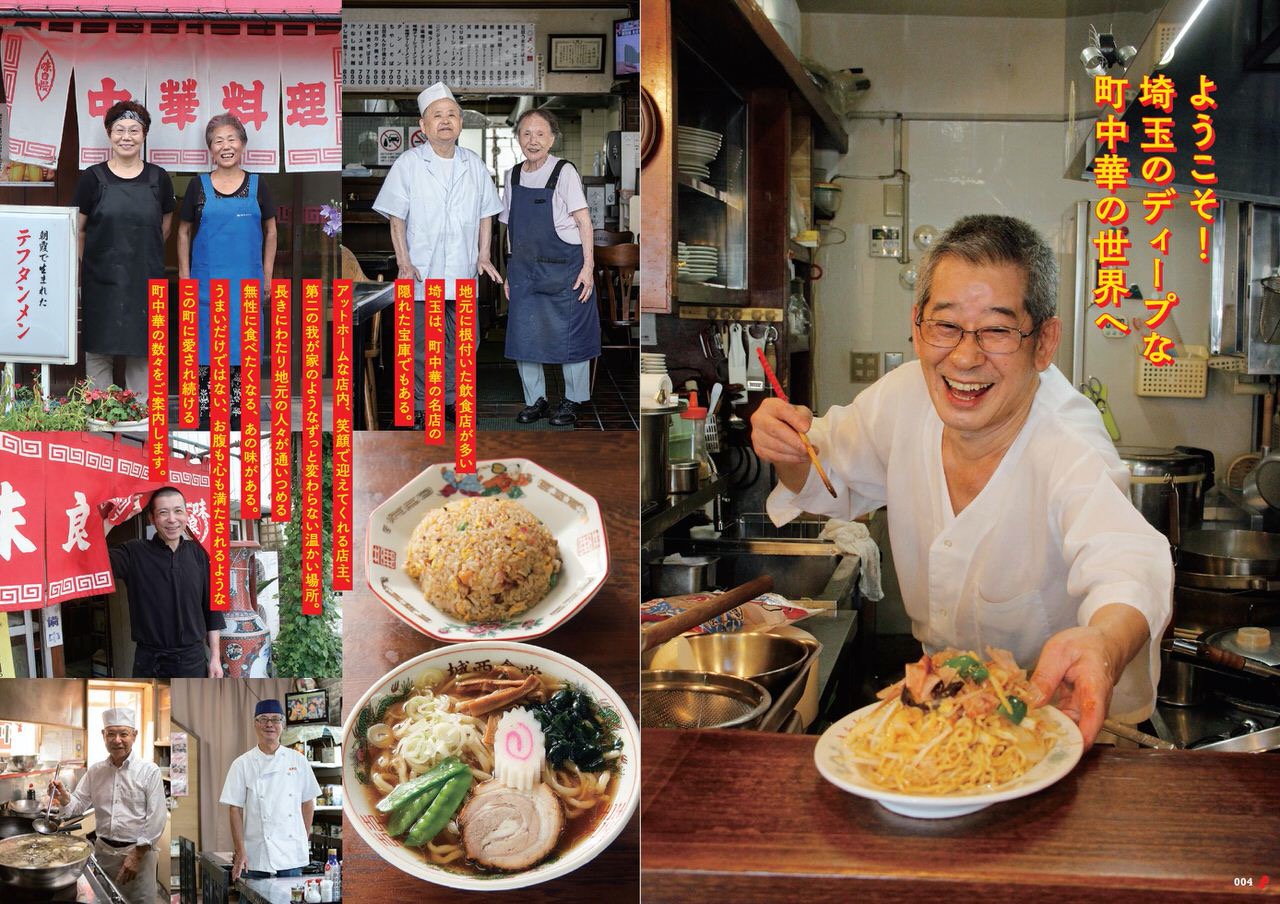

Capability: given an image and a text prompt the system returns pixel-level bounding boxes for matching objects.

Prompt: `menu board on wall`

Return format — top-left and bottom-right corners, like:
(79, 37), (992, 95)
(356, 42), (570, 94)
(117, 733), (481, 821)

(170, 731), (188, 797)
(343, 22), (536, 90)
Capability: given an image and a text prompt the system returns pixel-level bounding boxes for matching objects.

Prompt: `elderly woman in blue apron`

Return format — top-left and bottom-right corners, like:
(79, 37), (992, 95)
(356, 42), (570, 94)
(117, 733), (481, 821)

(74, 101), (176, 401)
(501, 108), (600, 427)
(177, 114), (277, 428)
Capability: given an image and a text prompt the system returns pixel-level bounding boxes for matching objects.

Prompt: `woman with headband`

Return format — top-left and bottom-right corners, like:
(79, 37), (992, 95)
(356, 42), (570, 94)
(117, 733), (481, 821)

(73, 100), (176, 402)
(177, 113), (277, 428)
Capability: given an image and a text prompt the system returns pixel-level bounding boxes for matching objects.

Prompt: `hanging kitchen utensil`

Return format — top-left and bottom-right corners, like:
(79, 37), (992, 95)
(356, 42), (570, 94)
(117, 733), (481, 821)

(1244, 448), (1280, 510)
(1227, 452), (1262, 491)
(727, 323), (747, 405)
(1079, 376), (1120, 442)
(1259, 276), (1280, 344)
(744, 327), (767, 392)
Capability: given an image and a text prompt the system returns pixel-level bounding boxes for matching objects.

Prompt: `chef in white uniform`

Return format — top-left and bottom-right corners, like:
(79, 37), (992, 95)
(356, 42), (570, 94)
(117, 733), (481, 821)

(373, 81), (503, 427)
(752, 214), (1172, 749)
(51, 707), (167, 904)
(220, 699), (321, 880)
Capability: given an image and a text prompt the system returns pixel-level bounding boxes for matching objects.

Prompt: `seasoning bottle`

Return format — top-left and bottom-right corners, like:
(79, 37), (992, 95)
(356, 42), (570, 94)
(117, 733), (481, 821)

(319, 878), (334, 903)
(290, 886), (303, 904)
(680, 391), (715, 480)
(305, 881), (321, 904)
(26, 784), (35, 800)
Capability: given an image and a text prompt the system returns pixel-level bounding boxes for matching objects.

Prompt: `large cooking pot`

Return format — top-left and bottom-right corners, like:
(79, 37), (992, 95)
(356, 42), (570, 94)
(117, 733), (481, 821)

(1117, 446), (1208, 543)
(0, 832), (93, 891)
(641, 403), (679, 510)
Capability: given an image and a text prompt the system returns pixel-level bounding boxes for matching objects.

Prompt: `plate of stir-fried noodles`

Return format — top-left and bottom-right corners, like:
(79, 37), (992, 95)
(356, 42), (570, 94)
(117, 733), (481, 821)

(814, 647), (1083, 818)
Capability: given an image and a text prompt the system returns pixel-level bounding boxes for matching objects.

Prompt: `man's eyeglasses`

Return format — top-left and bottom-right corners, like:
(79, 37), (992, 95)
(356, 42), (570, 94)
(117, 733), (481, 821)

(915, 317), (1038, 354)
(255, 717), (284, 726)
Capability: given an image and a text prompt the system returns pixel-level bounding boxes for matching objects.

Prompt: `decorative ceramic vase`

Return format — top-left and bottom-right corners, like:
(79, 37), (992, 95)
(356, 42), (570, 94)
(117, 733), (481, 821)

(221, 540), (272, 677)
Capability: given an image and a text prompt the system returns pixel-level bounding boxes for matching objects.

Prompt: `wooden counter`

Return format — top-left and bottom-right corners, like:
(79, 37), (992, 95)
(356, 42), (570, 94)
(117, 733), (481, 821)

(345, 432), (639, 904)
(642, 728), (1280, 902)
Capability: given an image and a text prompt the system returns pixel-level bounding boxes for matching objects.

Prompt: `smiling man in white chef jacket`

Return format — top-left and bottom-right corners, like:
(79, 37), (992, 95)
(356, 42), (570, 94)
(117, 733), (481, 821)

(374, 81), (503, 428)
(220, 699), (321, 881)
(753, 214), (1173, 749)
(50, 707), (167, 904)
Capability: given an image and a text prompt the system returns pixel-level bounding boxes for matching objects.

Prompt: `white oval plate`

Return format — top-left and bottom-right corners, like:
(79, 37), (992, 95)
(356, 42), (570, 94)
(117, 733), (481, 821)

(365, 458), (609, 642)
(814, 701), (1084, 819)
(343, 642), (640, 890)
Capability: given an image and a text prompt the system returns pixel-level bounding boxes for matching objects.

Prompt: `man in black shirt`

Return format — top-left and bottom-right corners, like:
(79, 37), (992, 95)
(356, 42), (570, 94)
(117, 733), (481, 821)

(108, 487), (225, 678)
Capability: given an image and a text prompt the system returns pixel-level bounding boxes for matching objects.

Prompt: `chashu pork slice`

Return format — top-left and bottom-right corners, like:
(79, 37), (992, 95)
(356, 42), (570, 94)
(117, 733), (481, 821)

(459, 779), (564, 871)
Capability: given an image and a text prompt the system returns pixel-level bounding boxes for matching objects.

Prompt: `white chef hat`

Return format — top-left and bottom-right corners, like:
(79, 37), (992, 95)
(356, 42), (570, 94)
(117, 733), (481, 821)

(102, 708), (136, 730)
(417, 82), (458, 115)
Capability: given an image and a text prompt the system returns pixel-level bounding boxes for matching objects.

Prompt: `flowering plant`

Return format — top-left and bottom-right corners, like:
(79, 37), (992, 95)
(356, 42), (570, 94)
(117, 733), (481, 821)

(319, 202), (342, 237)
(84, 384), (148, 424)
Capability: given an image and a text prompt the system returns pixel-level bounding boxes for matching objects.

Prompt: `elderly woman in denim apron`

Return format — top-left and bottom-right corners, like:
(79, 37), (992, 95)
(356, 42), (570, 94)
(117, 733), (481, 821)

(177, 114), (277, 428)
(501, 109), (600, 427)
(73, 101), (176, 401)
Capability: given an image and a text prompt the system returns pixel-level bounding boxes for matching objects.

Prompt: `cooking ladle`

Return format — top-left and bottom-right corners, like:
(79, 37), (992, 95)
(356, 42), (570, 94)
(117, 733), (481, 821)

(33, 762), (70, 835)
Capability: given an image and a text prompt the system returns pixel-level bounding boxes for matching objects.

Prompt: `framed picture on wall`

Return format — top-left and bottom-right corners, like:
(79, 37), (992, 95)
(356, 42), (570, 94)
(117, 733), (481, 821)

(547, 34), (606, 73)
(285, 689), (329, 725)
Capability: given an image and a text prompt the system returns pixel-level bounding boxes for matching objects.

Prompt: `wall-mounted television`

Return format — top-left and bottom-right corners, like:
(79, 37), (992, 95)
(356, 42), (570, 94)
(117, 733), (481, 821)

(614, 18), (639, 77)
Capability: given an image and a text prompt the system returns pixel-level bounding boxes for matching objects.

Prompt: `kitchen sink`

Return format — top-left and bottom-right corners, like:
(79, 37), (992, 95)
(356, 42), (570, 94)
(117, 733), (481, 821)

(717, 513), (828, 541)
(658, 534), (859, 603)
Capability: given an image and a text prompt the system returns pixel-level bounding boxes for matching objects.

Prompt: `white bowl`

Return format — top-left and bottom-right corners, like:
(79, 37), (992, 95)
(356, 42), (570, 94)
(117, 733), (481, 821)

(365, 458), (609, 642)
(343, 641), (640, 890)
(814, 701), (1084, 819)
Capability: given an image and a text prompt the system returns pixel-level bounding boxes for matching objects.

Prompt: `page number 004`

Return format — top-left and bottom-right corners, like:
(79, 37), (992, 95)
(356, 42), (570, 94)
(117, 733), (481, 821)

(1234, 875), (1269, 889)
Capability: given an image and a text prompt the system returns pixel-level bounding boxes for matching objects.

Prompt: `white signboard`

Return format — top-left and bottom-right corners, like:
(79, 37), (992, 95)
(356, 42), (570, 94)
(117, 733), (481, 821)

(41, 604), (62, 647)
(280, 32), (342, 173)
(377, 126), (405, 165)
(72, 32), (148, 168)
(343, 22), (536, 90)
(0, 205), (77, 365)
(3, 29), (76, 168)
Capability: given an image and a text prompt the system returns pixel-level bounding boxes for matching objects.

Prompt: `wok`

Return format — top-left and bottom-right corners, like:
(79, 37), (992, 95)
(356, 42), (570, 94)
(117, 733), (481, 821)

(0, 815), (34, 840)
(1176, 529), (1280, 577)
(0, 832), (93, 891)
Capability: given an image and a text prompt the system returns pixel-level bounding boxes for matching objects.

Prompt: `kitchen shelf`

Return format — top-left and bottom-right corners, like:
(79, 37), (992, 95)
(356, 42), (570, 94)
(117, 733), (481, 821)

(641, 475), (728, 544)
(675, 282), (749, 306)
(673, 0), (847, 153)
(0, 768), (57, 780)
(677, 174), (744, 211)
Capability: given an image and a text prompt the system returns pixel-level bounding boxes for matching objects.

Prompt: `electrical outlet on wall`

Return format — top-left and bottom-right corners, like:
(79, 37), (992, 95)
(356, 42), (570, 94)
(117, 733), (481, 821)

(850, 352), (879, 383)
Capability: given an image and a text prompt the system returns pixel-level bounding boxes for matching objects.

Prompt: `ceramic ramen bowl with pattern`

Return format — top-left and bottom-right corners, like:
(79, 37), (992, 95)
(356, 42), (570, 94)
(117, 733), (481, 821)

(365, 459), (609, 642)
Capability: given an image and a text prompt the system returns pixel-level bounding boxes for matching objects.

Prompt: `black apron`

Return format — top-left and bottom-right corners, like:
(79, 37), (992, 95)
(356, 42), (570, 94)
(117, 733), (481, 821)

(504, 160), (601, 364)
(80, 163), (167, 357)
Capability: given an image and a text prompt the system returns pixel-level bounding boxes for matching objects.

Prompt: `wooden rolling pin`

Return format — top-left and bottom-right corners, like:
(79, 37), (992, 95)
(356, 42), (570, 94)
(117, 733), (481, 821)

(641, 575), (774, 652)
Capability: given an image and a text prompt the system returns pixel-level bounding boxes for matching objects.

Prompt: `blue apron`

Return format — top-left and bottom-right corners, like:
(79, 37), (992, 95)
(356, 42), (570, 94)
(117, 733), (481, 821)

(504, 160), (600, 364)
(193, 172), (263, 366)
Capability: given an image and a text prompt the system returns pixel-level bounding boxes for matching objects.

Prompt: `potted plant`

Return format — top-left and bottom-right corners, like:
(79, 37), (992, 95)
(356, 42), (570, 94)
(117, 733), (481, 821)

(84, 384), (149, 433)
(0, 370), (90, 431)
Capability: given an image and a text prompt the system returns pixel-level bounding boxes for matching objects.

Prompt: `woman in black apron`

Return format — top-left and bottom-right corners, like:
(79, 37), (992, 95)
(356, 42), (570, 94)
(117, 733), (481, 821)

(73, 101), (176, 401)
(502, 109), (600, 427)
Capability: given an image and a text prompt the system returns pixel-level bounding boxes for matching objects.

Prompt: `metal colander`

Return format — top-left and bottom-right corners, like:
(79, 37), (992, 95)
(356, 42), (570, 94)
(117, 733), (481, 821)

(641, 670), (771, 730)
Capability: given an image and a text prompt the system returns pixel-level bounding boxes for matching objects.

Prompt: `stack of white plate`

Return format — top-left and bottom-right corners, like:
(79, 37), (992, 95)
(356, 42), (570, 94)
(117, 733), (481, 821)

(677, 242), (719, 283)
(677, 126), (722, 182)
(641, 352), (668, 374)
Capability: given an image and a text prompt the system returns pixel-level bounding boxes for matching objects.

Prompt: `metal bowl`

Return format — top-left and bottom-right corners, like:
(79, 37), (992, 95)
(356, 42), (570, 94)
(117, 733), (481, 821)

(679, 633), (813, 692)
(641, 670), (771, 730)
(3, 800), (43, 817)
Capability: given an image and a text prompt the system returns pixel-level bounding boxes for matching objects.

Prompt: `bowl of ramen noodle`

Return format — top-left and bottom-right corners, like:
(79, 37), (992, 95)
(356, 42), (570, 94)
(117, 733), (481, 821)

(343, 641), (640, 890)
(814, 647), (1084, 819)
(365, 459), (609, 643)
(0, 833), (93, 890)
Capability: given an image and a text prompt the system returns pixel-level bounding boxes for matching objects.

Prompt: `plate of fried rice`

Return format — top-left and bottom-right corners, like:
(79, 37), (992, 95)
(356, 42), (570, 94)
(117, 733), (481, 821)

(366, 459), (609, 642)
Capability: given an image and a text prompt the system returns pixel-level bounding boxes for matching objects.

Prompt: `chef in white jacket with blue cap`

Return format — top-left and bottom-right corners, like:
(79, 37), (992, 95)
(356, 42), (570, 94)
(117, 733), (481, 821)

(220, 699), (321, 881)
(373, 82), (503, 427)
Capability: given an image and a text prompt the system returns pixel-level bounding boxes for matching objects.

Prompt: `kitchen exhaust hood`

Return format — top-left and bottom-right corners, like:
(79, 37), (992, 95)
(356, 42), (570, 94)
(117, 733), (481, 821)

(1066, 0), (1280, 204)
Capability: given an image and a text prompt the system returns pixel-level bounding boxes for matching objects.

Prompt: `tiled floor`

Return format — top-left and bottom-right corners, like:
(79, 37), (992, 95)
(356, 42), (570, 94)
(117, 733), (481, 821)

(475, 344), (638, 431)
